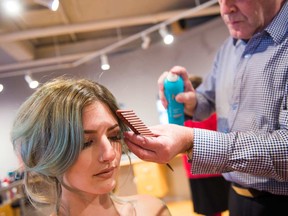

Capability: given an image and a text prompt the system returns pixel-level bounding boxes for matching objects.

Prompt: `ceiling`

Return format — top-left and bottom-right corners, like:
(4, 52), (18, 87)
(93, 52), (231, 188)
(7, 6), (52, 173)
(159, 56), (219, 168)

(0, 0), (220, 79)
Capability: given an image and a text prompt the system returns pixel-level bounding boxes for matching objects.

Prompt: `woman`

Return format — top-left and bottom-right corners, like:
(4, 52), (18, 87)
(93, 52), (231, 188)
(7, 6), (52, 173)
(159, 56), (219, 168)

(11, 77), (170, 216)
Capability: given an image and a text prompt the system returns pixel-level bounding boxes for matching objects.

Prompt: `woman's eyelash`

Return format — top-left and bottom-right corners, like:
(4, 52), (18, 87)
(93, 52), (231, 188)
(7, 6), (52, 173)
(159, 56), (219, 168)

(109, 133), (123, 142)
(82, 133), (122, 149)
(83, 140), (93, 149)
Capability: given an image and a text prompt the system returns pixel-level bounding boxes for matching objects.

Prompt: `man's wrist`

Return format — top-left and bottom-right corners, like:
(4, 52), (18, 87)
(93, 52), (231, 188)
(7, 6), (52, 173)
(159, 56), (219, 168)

(186, 141), (193, 163)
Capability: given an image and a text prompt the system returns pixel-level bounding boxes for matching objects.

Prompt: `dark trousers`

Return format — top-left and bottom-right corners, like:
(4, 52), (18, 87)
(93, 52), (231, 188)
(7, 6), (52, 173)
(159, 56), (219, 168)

(189, 176), (230, 215)
(229, 186), (288, 216)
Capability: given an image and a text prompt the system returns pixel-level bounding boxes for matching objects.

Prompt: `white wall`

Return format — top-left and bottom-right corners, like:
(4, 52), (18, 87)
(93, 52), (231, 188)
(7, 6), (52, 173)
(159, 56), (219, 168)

(0, 17), (229, 179)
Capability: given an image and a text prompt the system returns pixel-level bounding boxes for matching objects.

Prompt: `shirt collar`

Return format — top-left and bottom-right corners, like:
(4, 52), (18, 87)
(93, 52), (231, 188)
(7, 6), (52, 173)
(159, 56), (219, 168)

(265, 0), (288, 44)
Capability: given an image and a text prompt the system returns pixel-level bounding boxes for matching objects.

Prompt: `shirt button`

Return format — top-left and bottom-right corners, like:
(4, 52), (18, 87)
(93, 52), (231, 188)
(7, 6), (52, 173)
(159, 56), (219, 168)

(232, 104), (238, 110)
(244, 54), (252, 59)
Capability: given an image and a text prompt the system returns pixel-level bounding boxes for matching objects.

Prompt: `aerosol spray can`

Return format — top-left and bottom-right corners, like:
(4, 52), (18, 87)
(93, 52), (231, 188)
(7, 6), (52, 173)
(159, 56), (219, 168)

(164, 72), (184, 125)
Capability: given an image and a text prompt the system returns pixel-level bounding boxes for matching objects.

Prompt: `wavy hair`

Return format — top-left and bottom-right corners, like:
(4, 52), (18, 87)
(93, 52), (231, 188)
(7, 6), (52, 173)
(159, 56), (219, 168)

(10, 77), (128, 214)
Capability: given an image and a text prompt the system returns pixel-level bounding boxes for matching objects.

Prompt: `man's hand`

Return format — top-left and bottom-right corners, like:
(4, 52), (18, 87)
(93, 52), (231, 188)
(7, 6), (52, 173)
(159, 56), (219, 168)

(123, 124), (194, 164)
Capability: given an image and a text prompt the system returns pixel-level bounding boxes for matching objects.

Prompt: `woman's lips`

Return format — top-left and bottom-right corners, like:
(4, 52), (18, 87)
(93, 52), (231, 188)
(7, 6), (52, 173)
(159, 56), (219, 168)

(95, 167), (115, 178)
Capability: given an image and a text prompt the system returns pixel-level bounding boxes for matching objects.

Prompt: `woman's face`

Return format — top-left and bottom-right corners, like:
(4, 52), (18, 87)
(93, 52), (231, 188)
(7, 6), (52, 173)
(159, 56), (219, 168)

(63, 102), (122, 194)
(218, 0), (282, 39)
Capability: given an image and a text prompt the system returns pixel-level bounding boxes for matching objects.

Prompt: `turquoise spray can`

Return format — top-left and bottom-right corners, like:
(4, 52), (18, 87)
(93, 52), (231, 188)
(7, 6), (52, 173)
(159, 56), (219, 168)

(164, 72), (184, 125)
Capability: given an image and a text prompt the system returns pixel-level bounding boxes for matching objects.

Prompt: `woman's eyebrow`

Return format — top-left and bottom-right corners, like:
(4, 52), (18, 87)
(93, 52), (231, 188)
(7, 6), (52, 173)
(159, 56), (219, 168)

(108, 124), (120, 131)
(83, 124), (119, 134)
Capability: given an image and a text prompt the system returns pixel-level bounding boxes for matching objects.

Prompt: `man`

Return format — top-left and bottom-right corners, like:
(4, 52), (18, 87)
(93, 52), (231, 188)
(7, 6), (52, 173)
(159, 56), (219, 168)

(124, 0), (288, 215)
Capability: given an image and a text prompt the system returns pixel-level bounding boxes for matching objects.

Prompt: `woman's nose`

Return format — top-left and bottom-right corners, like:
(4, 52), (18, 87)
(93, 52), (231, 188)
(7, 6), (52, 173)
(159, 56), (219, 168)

(98, 137), (116, 163)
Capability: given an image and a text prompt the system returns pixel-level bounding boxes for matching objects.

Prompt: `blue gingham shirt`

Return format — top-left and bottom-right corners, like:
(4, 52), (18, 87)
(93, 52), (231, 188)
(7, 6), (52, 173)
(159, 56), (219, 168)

(192, 1), (288, 195)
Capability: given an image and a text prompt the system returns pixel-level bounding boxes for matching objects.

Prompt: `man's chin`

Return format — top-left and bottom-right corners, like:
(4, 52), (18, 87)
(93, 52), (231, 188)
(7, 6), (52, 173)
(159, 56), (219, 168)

(228, 28), (252, 40)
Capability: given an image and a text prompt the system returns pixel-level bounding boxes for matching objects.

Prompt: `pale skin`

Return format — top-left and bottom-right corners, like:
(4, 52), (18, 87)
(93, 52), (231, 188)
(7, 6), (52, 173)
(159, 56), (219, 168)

(55, 102), (170, 216)
(124, 0), (285, 163)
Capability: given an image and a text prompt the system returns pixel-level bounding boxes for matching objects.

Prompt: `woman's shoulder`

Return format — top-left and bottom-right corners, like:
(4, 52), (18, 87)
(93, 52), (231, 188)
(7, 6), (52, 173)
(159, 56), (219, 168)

(123, 194), (171, 216)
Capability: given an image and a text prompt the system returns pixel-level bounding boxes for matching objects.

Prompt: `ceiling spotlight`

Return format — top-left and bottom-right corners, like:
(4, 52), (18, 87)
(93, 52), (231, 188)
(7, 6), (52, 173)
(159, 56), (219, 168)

(0, 84), (3, 93)
(100, 55), (110, 71)
(1, 0), (22, 16)
(34, 0), (59, 11)
(25, 74), (39, 89)
(159, 25), (174, 45)
(141, 34), (151, 50)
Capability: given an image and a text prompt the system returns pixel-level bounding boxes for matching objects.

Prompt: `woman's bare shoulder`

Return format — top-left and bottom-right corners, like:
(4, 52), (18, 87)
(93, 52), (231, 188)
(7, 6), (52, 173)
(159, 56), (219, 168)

(123, 194), (171, 216)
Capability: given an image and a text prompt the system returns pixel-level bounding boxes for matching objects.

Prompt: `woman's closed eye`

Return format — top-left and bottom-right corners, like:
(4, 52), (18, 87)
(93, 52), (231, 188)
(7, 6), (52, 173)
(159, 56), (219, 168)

(83, 140), (93, 149)
(108, 133), (123, 143)
(82, 133), (122, 150)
